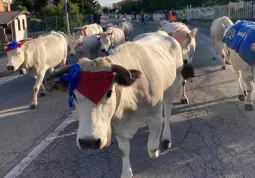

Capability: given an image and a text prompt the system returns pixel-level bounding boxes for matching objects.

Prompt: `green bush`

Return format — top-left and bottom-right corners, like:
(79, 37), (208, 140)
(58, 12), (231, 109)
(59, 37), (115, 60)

(30, 17), (42, 23)
(40, 0), (84, 33)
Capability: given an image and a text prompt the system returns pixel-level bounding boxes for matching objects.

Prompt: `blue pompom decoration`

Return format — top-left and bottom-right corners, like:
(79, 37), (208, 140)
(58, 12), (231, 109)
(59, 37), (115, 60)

(8, 41), (18, 49)
(60, 64), (81, 108)
(73, 28), (78, 33)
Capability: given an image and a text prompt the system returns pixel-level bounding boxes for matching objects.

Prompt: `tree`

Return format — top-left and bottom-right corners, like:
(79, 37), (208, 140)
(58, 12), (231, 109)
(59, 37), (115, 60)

(15, 0), (48, 11)
(69, 0), (100, 13)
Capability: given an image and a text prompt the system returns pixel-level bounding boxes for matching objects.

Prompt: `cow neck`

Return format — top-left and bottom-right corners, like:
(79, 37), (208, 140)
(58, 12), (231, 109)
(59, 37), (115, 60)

(20, 42), (31, 69)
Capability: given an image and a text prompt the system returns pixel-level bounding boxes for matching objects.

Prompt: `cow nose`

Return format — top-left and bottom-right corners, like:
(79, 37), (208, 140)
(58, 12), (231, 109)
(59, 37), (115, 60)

(70, 53), (74, 56)
(101, 49), (106, 53)
(78, 138), (101, 149)
(183, 59), (188, 65)
(7, 65), (14, 71)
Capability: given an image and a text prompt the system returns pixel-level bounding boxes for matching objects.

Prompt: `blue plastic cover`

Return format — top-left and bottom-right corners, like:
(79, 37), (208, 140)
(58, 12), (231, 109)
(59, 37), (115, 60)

(223, 20), (255, 66)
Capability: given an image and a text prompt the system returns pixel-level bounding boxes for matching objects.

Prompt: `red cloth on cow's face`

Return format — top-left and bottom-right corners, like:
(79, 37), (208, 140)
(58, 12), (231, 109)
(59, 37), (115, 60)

(82, 29), (87, 36)
(77, 71), (115, 104)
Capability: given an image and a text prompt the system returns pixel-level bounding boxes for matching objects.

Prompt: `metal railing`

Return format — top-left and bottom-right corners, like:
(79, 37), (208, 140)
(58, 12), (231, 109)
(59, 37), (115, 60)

(27, 14), (100, 37)
(182, 1), (254, 21)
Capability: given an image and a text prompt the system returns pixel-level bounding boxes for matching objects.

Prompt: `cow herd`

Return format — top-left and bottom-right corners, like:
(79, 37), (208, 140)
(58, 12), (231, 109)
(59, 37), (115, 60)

(2, 16), (255, 178)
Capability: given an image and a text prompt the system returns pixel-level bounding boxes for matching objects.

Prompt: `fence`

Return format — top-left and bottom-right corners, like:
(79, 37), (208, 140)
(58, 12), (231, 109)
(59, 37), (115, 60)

(181, 1), (255, 21)
(27, 14), (100, 37)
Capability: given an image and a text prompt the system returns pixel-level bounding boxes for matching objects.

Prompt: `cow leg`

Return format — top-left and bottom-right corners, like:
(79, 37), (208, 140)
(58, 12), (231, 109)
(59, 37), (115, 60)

(237, 71), (246, 101)
(147, 109), (163, 159)
(39, 83), (47, 97)
(31, 70), (46, 109)
(160, 101), (172, 153)
(116, 136), (133, 178)
(220, 44), (228, 70)
(180, 77), (189, 104)
(243, 75), (254, 111)
(212, 39), (217, 60)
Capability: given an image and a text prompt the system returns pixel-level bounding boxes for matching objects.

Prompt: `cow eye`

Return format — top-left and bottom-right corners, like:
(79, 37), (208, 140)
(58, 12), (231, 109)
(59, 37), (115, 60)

(106, 90), (112, 100)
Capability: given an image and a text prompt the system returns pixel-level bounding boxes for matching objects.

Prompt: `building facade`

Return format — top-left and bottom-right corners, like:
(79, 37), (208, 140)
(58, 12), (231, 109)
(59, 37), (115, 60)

(0, 0), (15, 12)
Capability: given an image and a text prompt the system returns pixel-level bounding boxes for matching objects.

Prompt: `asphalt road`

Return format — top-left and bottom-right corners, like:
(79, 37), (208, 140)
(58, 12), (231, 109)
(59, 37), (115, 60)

(1, 19), (255, 178)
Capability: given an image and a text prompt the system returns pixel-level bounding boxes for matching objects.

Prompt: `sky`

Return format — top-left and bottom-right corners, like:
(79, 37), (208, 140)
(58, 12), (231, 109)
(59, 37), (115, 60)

(98, 0), (119, 6)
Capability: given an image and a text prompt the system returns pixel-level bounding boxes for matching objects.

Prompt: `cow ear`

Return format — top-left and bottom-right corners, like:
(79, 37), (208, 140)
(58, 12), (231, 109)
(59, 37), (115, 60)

(250, 43), (255, 52)
(190, 28), (198, 38)
(112, 65), (141, 86)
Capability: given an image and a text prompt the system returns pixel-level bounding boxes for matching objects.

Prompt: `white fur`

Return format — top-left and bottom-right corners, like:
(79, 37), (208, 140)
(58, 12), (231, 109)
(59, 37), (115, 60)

(6, 31), (68, 107)
(73, 30), (183, 178)
(100, 26), (126, 52)
(74, 23), (103, 37)
(222, 20), (255, 111)
(210, 16), (234, 69)
(158, 20), (198, 104)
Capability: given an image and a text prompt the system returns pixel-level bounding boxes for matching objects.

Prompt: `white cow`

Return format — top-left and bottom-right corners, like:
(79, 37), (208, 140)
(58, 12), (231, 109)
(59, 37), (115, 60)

(47, 30), (183, 178)
(210, 16), (233, 70)
(100, 26), (125, 54)
(69, 35), (101, 59)
(117, 21), (134, 41)
(159, 20), (198, 104)
(222, 20), (255, 111)
(5, 31), (68, 109)
(73, 23), (103, 37)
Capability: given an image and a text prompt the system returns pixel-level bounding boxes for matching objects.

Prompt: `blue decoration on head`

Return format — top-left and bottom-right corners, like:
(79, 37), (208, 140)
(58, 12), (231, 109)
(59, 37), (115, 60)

(8, 41), (18, 49)
(73, 28), (78, 33)
(60, 64), (81, 108)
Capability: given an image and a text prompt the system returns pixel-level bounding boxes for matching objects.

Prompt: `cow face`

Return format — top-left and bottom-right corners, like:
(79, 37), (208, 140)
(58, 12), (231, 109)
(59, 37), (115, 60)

(100, 32), (113, 53)
(6, 45), (25, 72)
(69, 36), (83, 56)
(74, 64), (141, 150)
(174, 28), (198, 64)
(47, 60), (141, 150)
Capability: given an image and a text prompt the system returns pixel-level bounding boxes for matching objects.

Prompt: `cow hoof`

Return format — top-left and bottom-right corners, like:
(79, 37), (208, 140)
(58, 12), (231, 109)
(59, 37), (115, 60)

(30, 104), (38, 109)
(238, 95), (245, 101)
(160, 140), (172, 153)
(225, 60), (231, 65)
(181, 98), (189, 104)
(40, 92), (46, 97)
(221, 66), (227, 70)
(149, 149), (159, 159)
(244, 104), (253, 111)
(212, 57), (216, 60)
(244, 91), (247, 96)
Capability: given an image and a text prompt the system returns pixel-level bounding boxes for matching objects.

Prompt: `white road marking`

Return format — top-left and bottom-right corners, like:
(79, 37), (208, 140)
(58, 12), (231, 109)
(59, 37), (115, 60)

(0, 75), (21, 87)
(3, 112), (76, 178)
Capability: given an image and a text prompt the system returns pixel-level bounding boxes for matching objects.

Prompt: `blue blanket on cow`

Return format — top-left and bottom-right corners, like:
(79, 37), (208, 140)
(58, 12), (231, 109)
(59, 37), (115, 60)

(222, 20), (255, 66)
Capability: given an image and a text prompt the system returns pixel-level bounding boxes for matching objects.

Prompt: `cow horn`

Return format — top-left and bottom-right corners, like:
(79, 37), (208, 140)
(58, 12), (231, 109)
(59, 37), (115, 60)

(111, 65), (141, 86)
(186, 33), (192, 46)
(47, 65), (72, 81)
(19, 38), (33, 43)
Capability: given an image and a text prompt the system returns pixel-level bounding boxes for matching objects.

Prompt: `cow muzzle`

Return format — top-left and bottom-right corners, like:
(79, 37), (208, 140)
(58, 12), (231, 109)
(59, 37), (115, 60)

(78, 138), (101, 150)
(7, 65), (14, 71)
(101, 49), (106, 53)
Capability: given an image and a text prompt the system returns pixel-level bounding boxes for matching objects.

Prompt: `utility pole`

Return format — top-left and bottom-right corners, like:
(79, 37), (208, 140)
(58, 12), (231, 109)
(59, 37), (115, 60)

(65, 0), (70, 36)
